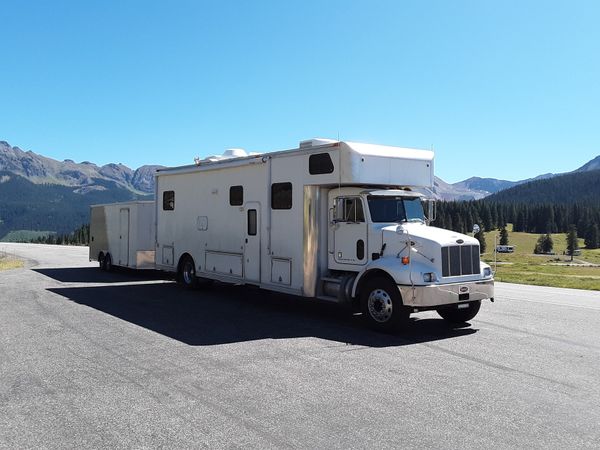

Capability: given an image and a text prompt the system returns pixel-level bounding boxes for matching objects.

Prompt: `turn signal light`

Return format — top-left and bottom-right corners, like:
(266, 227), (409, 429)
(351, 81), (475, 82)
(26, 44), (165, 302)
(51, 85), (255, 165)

(401, 256), (410, 265)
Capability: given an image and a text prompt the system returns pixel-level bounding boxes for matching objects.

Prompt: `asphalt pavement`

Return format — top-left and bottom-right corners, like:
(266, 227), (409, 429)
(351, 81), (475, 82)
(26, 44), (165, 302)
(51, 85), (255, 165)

(1, 243), (599, 449)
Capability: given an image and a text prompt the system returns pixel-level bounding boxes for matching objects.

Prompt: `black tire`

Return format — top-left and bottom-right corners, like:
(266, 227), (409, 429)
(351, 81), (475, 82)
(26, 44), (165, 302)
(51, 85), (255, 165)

(437, 300), (481, 324)
(104, 253), (113, 272)
(360, 276), (410, 332)
(98, 253), (105, 271)
(178, 255), (199, 289)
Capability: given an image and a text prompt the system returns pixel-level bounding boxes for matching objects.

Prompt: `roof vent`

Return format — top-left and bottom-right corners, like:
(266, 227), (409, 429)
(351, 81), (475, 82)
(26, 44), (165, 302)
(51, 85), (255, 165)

(222, 148), (247, 158)
(299, 138), (338, 149)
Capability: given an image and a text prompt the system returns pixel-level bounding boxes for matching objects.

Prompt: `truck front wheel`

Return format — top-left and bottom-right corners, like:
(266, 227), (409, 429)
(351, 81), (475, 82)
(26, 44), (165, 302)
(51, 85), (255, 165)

(437, 300), (481, 324)
(360, 276), (410, 332)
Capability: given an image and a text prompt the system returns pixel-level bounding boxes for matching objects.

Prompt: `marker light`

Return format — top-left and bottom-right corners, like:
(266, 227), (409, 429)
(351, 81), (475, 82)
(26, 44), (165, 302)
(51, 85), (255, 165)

(401, 256), (410, 265)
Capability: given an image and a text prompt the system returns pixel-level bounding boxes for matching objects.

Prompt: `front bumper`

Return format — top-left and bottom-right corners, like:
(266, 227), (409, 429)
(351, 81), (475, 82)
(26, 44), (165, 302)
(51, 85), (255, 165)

(399, 279), (494, 308)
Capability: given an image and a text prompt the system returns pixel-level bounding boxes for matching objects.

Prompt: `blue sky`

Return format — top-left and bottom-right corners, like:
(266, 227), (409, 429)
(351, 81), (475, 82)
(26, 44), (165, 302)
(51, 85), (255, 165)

(1, 0), (599, 183)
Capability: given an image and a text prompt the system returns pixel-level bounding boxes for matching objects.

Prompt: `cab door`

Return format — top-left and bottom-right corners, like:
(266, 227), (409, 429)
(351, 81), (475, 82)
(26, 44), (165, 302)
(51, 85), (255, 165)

(332, 197), (368, 265)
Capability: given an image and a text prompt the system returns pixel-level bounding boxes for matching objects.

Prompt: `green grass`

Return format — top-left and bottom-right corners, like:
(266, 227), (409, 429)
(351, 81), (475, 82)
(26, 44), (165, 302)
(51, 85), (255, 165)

(481, 224), (600, 291)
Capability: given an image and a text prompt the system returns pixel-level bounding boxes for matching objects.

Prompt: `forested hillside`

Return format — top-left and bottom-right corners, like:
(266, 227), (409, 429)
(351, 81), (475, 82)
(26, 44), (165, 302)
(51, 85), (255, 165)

(434, 168), (600, 249)
(484, 169), (600, 207)
(0, 171), (150, 239)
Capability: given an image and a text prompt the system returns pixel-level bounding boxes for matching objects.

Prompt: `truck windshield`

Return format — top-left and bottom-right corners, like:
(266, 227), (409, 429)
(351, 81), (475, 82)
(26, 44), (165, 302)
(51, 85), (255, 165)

(367, 196), (425, 223)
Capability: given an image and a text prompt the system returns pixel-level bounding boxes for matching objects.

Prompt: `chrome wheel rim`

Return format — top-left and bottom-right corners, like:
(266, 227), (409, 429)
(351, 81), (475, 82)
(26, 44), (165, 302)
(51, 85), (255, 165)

(183, 261), (194, 284)
(367, 288), (393, 323)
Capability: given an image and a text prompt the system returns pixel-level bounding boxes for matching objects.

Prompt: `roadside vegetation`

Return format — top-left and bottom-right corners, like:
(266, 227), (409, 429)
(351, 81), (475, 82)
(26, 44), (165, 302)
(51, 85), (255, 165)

(1, 224), (89, 245)
(0, 250), (24, 271)
(481, 225), (600, 291)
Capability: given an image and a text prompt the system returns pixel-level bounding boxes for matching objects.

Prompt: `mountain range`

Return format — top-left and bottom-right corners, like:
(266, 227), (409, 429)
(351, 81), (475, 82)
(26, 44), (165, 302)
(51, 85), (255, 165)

(0, 139), (598, 239)
(0, 140), (162, 194)
(433, 156), (600, 200)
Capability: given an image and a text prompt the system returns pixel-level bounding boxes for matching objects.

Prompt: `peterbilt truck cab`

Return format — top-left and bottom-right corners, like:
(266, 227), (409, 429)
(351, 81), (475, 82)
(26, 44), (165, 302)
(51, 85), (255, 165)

(327, 187), (494, 330)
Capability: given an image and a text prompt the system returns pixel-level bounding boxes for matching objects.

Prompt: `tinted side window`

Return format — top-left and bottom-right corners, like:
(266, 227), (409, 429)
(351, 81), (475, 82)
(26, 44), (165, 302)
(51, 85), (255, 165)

(163, 191), (175, 210)
(271, 182), (292, 209)
(335, 197), (365, 222)
(309, 153), (334, 175)
(247, 209), (257, 235)
(230, 185), (243, 206)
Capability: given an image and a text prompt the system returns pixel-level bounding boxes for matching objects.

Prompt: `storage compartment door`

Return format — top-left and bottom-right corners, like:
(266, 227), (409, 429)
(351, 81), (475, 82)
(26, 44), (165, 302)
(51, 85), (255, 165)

(205, 251), (243, 277)
(271, 258), (291, 285)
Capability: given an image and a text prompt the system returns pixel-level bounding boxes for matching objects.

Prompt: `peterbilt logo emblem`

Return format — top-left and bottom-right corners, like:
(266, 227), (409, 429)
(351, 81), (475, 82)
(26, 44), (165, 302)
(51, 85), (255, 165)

(456, 239), (464, 244)
(459, 286), (469, 293)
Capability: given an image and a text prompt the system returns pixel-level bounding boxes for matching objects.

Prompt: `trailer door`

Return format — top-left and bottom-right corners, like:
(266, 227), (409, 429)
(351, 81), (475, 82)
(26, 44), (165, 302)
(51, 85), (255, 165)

(244, 202), (261, 282)
(119, 208), (130, 266)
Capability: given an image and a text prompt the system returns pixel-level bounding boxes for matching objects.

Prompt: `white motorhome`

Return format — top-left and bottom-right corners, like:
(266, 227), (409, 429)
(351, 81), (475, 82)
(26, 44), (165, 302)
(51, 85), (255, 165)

(89, 201), (155, 271)
(153, 139), (494, 330)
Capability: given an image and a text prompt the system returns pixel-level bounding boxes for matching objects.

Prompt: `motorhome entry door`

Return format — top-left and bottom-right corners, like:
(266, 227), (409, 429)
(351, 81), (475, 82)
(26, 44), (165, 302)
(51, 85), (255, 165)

(119, 208), (130, 266)
(244, 202), (261, 282)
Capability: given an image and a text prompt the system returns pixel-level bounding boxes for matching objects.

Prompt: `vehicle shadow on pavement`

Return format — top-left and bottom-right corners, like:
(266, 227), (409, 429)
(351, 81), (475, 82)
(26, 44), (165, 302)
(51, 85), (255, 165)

(34, 267), (168, 283)
(48, 281), (477, 347)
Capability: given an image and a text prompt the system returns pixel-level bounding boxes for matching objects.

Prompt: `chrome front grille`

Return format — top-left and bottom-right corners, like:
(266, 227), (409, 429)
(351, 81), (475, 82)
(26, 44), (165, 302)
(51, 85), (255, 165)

(441, 245), (480, 277)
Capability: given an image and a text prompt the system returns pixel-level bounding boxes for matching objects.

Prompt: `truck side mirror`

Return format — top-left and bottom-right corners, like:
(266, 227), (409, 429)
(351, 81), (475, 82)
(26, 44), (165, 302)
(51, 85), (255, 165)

(424, 199), (436, 224)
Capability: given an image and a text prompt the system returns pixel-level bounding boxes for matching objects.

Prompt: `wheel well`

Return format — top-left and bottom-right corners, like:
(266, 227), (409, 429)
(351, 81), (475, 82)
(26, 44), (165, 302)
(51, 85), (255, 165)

(355, 269), (398, 299)
(177, 253), (194, 272)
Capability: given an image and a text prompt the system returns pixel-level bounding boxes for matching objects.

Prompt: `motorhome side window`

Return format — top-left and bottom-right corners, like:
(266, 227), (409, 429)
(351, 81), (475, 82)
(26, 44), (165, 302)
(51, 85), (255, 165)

(309, 153), (334, 174)
(247, 209), (257, 235)
(163, 191), (175, 210)
(229, 185), (243, 206)
(335, 197), (364, 222)
(271, 182), (292, 209)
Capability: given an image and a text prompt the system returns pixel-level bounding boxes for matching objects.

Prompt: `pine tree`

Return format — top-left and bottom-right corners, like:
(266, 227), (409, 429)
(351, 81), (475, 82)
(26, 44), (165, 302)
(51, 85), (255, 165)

(474, 228), (487, 253)
(584, 224), (599, 249)
(566, 225), (579, 261)
(481, 203), (493, 232)
(542, 233), (554, 253)
(499, 226), (509, 245)
(534, 234), (553, 254)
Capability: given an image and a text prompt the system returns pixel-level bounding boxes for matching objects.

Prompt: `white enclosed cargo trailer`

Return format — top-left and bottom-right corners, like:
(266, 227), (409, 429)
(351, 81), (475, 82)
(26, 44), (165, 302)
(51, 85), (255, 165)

(89, 201), (155, 270)
(152, 139), (494, 330)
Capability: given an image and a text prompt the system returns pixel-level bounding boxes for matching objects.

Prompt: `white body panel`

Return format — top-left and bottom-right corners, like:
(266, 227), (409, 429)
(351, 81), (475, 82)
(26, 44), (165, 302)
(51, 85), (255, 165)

(146, 138), (493, 309)
(89, 201), (155, 269)
(155, 140), (435, 295)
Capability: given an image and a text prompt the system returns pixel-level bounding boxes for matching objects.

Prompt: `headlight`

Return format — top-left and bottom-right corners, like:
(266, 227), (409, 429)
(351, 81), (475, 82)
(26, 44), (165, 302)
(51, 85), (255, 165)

(483, 267), (492, 277)
(423, 272), (437, 282)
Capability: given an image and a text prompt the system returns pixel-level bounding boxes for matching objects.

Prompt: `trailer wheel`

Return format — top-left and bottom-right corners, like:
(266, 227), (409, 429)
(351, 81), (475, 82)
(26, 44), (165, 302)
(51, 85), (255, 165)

(178, 255), (199, 289)
(98, 253), (105, 270)
(437, 300), (481, 324)
(360, 276), (410, 332)
(104, 253), (113, 272)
